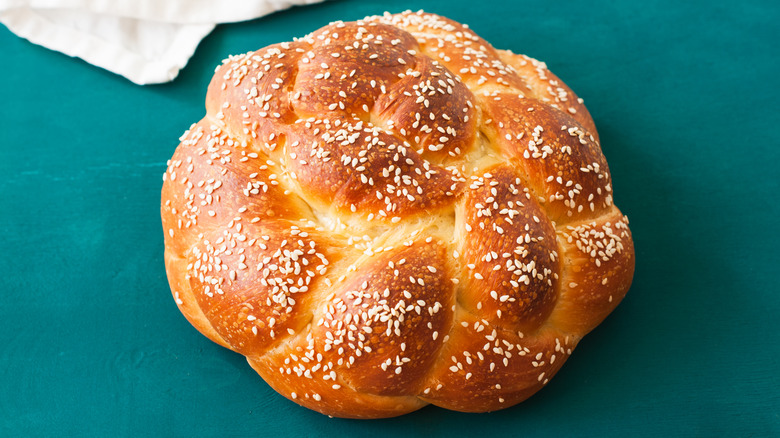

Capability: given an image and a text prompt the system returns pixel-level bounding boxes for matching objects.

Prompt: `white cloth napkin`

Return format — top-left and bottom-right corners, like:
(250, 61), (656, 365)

(0, 0), (323, 84)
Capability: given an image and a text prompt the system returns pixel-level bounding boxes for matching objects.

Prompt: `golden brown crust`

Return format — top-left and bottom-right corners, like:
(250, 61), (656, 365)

(498, 50), (598, 139)
(161, 10), (634, 418)
(419, 314), (573, 412)
(479, 93), (612, 223)
(311, 241), (453, 395)
(284, 117), (463, 220)
(549, 209), (635, 334)
(457, 165), (560, 333)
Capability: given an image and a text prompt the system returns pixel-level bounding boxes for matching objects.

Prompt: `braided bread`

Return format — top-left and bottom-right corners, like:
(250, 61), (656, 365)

(161, 11), (635, 418)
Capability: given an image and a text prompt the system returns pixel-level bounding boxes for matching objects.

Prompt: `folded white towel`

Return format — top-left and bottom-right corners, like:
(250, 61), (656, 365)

(0, 0), (323, 84)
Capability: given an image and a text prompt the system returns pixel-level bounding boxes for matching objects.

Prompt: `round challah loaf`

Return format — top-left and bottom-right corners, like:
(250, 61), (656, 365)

(161, 11), (635, 418)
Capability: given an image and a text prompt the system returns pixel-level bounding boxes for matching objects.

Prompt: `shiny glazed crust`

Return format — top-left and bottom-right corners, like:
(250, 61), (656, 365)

(161, 11), (635, 418)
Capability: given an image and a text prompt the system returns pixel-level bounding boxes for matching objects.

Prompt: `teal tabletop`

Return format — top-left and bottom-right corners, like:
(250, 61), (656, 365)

(1, 0), (778, 436)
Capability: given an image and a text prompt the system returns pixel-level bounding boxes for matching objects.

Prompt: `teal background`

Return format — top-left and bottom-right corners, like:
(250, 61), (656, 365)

(1, 0), (778, 436)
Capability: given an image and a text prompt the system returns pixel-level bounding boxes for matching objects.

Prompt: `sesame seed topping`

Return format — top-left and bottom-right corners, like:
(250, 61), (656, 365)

(163, 11), (632, 416)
